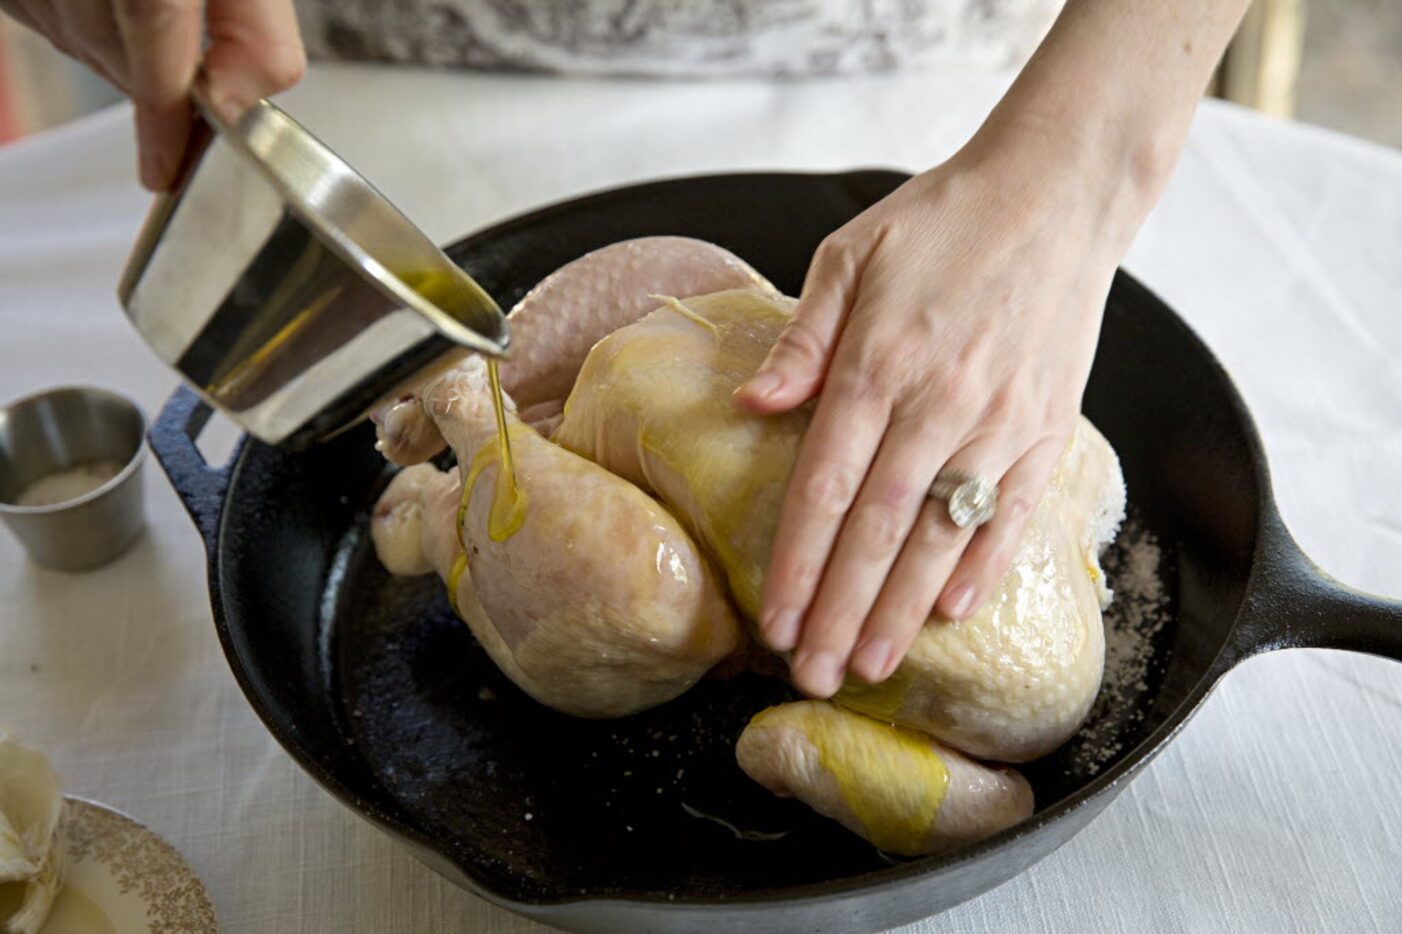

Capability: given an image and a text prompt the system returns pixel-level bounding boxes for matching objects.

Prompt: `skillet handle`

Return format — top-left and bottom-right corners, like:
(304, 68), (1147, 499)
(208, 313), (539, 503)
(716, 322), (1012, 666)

(1231, 507), (1402, 663)
(148, 385), (234, 549)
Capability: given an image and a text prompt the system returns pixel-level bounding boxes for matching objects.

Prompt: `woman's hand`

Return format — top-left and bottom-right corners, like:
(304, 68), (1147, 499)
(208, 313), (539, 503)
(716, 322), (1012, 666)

(733, 0), (1251, 699)
(735, 126), (1142, 699)
(731, 0), (1247, 699)
(3, 0), (306, 190)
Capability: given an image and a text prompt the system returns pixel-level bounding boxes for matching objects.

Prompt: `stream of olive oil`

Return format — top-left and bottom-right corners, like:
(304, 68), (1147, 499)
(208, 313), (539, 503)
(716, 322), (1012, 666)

(446, 358), (525, 617)
(395, 268), (524, 618)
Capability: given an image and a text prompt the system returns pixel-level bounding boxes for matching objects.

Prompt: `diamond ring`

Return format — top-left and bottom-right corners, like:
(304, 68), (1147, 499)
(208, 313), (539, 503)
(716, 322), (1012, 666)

(929, 469), (999, 529)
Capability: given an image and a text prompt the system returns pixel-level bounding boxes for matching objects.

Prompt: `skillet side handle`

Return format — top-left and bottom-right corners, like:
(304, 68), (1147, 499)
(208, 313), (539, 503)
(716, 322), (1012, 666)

(148, 386), (234, 550)
(1235, 508), (1402, 662)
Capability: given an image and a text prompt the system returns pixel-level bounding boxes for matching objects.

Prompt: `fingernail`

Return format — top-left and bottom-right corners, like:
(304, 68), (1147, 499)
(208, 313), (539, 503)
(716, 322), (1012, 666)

(793, 650), (844, 698)
(738, 371), (782, 401)
(763, 608), (801, 652)
(207, 73), (264, 124)
(945, 583), (976, 620)
(139, 150), (166, 192)
(851, 638), (894, 682)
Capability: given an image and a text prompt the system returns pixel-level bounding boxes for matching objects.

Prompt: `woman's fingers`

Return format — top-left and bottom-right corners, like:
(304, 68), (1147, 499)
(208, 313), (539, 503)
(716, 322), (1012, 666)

(849, 496), (975, 683)
(16, 1), (305, 192)
(113, 0), (204, 190)
(740, 153), (1116, 691)
(846, 432), (1020, 683)
(107, 0), (305, 189)
(936, 434), (1066, 621)
(734, 236), (867, 414)
(788, 407), (958, 697)
(66, 0), (145, 88)
(757, 378), (891, 658)
(203, 0), (306, 121)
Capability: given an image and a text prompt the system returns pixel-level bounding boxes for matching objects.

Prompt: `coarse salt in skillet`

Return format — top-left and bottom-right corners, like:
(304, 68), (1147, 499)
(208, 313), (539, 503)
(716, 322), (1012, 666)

(1065, 517), (1171, 776)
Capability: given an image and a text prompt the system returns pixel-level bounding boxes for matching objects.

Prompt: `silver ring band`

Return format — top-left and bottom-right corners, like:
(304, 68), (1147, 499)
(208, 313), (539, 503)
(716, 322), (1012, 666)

(929, 468), (999, 529)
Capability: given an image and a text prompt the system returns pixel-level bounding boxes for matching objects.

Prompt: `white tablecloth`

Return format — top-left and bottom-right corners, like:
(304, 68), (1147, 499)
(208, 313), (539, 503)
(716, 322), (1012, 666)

(1, 63), (1399, 933)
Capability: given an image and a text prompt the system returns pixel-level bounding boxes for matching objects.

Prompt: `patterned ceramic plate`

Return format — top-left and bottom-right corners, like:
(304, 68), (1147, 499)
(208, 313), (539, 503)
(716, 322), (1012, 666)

(40, 797), (219, 933)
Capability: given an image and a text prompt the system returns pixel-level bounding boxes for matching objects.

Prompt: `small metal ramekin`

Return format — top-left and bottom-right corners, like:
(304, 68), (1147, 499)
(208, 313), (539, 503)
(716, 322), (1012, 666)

(0, 386), (147, 571)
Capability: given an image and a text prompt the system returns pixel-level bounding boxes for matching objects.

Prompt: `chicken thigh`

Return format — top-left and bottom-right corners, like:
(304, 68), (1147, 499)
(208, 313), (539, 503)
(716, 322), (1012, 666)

(554, 289), (1125, 762)
(371, 358), (742, 718)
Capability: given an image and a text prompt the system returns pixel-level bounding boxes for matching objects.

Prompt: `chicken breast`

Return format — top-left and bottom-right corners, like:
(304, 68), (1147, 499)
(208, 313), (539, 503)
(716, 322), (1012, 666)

(371, 236), (773, 463)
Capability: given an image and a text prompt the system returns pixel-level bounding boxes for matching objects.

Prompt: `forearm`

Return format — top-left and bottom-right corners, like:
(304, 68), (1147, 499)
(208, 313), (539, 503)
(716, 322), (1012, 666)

(971, 0), (1252, 239)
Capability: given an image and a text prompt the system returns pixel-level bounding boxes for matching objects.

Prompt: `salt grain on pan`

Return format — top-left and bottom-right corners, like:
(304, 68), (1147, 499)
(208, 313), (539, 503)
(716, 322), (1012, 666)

(1066, 518), (1171, 776)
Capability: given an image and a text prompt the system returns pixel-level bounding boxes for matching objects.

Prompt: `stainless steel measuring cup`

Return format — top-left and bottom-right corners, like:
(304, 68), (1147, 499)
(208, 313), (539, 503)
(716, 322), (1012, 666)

(119, 82), (509, 449)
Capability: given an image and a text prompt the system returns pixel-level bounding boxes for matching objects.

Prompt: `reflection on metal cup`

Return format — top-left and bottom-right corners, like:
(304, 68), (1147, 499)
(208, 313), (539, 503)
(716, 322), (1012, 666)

(118, 87), (509, 450)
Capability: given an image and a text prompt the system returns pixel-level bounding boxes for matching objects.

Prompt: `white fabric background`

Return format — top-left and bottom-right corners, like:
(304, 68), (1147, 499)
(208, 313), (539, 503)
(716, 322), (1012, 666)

(0, 63), (1399, 933)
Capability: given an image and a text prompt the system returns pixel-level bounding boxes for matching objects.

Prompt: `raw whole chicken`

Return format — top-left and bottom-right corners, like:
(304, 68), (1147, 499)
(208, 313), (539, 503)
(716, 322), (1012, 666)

(370, 236), (1126, 855)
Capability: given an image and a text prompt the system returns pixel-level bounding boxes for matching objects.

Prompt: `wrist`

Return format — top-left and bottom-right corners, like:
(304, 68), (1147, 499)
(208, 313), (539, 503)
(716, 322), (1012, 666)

(956, 0), (1252, 245)
(959, 93), (1179, 251)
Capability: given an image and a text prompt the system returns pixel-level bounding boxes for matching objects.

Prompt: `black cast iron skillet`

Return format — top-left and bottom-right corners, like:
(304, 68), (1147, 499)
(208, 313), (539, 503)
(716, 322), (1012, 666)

(149, 171), (1402, 933)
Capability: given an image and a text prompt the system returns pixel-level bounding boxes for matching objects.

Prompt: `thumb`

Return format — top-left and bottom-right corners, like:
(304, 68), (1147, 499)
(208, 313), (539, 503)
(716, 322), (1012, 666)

(734, 238), (860, 414)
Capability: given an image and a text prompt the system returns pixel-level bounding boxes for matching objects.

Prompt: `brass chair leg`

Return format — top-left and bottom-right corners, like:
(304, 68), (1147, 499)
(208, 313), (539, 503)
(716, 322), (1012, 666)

(1216, 0), (1307, 117)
